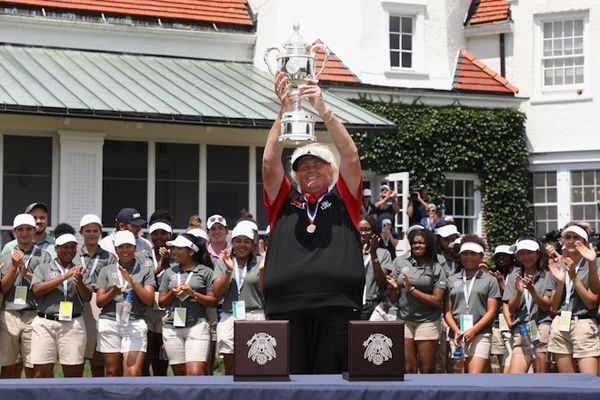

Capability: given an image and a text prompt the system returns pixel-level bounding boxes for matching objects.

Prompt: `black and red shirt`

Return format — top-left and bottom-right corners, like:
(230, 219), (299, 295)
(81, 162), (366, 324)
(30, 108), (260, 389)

(263, 176), (364, 314)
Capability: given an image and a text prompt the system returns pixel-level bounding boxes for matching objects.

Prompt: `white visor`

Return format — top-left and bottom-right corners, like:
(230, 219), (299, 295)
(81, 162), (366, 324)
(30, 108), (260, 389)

(494, 245), (514, 255)
(435, 224), (459, 238)
(166, 235), (199, 252)
(561, 225), (589, 242)
(55, 233), (78, 246)
(459, 242), (485, 254)
(516, 239), (540, 252)
(114, 231), (136, 247)
(149, 222), (173, 234)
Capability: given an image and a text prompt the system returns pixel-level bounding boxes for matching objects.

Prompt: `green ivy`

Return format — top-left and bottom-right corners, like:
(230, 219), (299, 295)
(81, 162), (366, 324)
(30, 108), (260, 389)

(350, 100), (532, 248)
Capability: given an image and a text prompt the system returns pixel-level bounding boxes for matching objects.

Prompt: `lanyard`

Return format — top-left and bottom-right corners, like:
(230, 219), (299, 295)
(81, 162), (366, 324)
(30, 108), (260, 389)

(363, 253), (371, 270)
(54, 260), (69, 300)
(462, 270), (480, 311)
(303, 193), (327, 225)
(449, 260), (456, 275)
(564, 258), (585, 306)
(233, 258), (247, 296)
(151, 250), (159, 270)
(176, 268), (195, 286)
(523, 272), (539, 317)
(14, 247), (37, 287)
(117, 261), (138, 289)
(81, 254), (100, 278)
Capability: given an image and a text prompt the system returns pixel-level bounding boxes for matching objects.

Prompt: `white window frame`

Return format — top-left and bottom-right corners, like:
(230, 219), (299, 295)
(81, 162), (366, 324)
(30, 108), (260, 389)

(444, 172), (482, 235)
(530, 171), (559, 235)
(382, 1), (427, 79)
(389, 15), (414, 69)
(529, 156), (600, 230)
(385, 172), (410, 234)
(532, 11), (591, 104)
(569, 168), (600, 232)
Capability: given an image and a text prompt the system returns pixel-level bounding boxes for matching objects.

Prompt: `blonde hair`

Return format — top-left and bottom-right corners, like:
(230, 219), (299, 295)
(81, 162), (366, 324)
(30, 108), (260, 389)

(290, 143), (339, 187)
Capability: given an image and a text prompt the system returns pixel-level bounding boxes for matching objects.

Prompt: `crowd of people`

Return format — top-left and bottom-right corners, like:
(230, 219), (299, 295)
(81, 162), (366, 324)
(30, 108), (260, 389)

(0, 74), (599, 379)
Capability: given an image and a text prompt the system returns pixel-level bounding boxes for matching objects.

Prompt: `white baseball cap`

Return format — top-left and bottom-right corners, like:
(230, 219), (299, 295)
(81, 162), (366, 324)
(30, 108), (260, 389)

(236, 220), (258, 233)
(13, 213), (36, 229)
(55, 233), (78, 246)
(114, 231), (136, 247)
(187, 228), (209, 242)
(363, 188), (372, 197)
(232, 224), (255, 240)
(79, 214), (102, 229)
(207, 214), (227, 229)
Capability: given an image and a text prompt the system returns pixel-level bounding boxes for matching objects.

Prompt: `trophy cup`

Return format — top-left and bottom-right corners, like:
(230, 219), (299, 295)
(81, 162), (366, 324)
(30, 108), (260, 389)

(264, 23), (330, 143)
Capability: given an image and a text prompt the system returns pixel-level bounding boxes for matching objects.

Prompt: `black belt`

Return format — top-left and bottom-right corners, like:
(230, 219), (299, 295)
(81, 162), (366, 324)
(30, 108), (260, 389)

(38, 312), (81, 321)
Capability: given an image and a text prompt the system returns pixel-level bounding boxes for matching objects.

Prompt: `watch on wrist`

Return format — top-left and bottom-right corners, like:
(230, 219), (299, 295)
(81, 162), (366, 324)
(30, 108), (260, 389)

(410, 286), (416, 293)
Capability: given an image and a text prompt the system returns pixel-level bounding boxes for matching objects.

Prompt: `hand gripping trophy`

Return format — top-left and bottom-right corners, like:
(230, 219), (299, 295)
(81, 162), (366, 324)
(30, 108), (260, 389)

(264, 23), (330, 143)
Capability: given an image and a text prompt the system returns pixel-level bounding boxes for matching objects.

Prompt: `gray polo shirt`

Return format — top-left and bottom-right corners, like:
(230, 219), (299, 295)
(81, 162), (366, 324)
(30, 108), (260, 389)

(31, 260), (92, 316)
(545, 259), (597, 318)
(159, 264), (213, 328)
(439, 254), (459, 277)
(213, 255), (264, 314)
(74, 245), (117, 288)
(502, 268), (552, 328)
(391, 256), (447, 322)
(0, 247), (52, 311)
(364, 248), (392, 302)
(447, 270), (501, 335)
(95, 261), (155, 320)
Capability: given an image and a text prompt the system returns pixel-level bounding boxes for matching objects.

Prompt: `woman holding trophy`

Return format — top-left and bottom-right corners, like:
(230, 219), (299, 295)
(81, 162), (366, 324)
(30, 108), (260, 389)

(262, 65), (365, 374)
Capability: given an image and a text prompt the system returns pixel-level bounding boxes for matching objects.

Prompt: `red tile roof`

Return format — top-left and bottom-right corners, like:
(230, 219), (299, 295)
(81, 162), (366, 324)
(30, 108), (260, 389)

(0, 0), (253, 26)
(454, 50), (518, 95)
(313, 39), (359, 84)
(466, 0), (510, 25)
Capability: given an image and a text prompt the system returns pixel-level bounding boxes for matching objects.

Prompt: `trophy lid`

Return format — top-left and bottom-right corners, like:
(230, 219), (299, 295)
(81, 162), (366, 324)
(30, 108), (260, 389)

(283, 23), (309, 55)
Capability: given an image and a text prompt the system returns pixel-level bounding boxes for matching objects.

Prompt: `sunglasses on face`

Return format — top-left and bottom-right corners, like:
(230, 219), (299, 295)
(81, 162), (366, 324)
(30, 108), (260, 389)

(209, 216), (224, 224)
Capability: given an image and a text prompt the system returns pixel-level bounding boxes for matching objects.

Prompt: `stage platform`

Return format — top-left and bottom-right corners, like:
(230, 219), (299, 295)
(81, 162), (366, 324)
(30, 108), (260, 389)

(1, 373), (598, 400)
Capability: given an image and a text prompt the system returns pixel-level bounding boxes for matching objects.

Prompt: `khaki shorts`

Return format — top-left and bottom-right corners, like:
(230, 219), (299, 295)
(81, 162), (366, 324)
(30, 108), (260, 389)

(97, 318), (148, 353)
(404, 319), (441, 341)
(548, 316), (600, 359)
(216, 310), (265, 355)
(30, 315), (86, 365)
(145, 307), (166, 333)
(511, 323), (551, 354)
(451, 333), (492, 360)
(162, 319), (210, 364)
(491, 326), (507, 355)
(0, 310), (37, 368)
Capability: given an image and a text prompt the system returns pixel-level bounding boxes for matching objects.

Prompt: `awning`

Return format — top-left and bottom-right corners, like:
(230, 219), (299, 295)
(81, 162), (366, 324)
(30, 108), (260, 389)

(0, 45), (394, 130)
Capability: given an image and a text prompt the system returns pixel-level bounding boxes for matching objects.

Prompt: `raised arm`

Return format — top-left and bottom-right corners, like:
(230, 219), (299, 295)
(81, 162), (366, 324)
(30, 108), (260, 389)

(299, 80), (362, 198)
(263, 71), (288, 205)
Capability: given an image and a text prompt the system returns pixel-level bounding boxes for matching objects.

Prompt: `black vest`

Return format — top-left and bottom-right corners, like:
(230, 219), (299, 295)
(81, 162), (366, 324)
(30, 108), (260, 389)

(264, 184), (364, 315)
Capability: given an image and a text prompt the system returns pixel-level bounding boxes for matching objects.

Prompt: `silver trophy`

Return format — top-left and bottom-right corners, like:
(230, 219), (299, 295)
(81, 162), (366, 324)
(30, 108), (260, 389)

(264, 23), (330, 143)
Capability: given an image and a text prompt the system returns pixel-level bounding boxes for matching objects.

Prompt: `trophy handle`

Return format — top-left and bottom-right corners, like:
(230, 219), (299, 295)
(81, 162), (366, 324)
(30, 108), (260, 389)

(263, 47), (282, 76)
(309, 44), (330, 79)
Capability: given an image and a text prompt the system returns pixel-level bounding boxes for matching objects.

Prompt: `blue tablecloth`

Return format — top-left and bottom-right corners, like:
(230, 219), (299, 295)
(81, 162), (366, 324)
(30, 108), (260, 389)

(0, 373), (598, 400)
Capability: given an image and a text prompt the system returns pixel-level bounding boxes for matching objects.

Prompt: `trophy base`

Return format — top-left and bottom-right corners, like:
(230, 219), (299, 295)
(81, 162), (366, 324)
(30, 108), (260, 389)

(279, 111), (316, 144)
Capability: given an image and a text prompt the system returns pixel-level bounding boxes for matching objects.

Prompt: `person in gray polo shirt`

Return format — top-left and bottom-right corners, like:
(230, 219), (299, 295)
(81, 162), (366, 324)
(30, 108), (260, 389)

(0, 213), (52, 379)
(95, 230), (156, 377)
(213, 223), (265, 375)
(444, 235), (501, 373)
(2, 202), (56, 259)
(30, 233), (92, 378)
(547, 223), (600, 375)
(159, 233), (217, 375)
(388, 228), (447, 374)
(99, 207), (153, 256)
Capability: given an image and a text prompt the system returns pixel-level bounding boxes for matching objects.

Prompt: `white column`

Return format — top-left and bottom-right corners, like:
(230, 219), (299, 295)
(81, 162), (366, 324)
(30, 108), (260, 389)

(57, 130), (106, 228)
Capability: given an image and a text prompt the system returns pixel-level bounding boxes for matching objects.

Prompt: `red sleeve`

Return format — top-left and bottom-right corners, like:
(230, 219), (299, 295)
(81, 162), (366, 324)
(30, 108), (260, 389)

(264, 176), (291, 229)
(337, 175), (363, 231)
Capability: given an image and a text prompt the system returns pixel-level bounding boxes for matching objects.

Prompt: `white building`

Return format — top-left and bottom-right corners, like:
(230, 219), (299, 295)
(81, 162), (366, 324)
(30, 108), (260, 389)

(251, 0), (600, 235)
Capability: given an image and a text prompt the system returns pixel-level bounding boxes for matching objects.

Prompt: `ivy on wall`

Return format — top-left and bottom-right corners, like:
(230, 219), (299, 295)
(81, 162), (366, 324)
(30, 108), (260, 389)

(351, 99), (532, 248)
